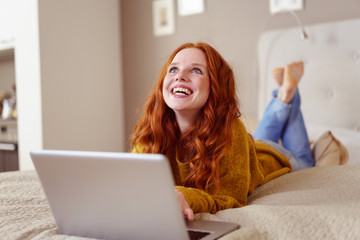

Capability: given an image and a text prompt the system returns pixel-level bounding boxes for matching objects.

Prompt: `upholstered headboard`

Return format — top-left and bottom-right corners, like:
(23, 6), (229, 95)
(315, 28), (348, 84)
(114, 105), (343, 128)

(258, 18), (360, 132)
(257, 18), (360, 165)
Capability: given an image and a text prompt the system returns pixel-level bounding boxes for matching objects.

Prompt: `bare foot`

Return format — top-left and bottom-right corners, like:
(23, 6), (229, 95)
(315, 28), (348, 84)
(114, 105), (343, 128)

(272, 67), (284, 86)
(277, 61), (304, 104)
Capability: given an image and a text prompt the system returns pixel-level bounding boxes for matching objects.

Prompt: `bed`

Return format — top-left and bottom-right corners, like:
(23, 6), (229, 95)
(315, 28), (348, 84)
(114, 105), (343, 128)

(1, 18), (360, 240)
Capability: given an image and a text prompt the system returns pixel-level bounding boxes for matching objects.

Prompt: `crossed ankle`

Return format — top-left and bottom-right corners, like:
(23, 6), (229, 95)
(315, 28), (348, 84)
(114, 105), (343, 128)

(278, 87), (296, 104)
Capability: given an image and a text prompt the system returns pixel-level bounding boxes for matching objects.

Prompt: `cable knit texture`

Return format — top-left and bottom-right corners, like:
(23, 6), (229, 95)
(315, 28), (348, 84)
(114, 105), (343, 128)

(133, 119), (292, 213)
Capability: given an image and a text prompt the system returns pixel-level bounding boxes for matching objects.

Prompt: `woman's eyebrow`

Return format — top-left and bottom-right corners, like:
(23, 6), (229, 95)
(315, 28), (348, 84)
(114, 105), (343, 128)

(169, 62), (206, 69)
(191, 63), (206, 69)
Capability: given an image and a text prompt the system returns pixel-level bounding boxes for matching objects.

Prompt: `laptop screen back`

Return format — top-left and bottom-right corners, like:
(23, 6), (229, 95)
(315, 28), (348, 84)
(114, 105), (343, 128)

(31, 150), (189, 240)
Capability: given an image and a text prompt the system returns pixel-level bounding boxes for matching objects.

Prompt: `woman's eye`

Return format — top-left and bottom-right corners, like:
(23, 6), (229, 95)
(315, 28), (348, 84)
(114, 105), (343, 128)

(192, 68), (202, 74)
(169, 67), (178, 73)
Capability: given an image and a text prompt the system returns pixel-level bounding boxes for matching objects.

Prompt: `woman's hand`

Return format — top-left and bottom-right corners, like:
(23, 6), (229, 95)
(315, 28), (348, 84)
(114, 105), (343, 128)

(175, 188), (194, 221)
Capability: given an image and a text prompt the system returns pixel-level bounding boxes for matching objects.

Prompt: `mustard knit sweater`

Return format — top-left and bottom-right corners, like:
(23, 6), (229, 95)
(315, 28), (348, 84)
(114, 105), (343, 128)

(132, 118), (292, 214)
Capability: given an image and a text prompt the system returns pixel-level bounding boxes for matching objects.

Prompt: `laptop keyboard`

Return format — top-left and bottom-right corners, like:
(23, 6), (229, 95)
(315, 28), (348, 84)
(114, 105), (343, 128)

(188, 230), (211, 240)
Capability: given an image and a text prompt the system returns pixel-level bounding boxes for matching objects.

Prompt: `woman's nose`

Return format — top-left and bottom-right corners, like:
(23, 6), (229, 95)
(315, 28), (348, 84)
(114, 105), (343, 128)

(175, 71), (186, 81)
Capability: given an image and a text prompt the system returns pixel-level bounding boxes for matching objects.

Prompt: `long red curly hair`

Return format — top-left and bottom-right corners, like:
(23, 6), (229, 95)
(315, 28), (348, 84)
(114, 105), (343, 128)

(132, 42), (241, 191)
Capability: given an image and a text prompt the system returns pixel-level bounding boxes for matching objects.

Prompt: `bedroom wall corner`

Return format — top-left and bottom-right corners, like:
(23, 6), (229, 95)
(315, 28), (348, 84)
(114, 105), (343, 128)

(12, 0), (126, 170)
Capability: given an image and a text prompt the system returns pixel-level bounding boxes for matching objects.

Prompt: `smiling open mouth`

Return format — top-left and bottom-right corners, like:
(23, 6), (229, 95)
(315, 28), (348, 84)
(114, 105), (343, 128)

(172, 87), (192, 96)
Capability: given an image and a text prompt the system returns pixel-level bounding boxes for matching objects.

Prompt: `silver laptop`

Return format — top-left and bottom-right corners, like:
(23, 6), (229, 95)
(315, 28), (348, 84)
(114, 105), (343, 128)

(30, 150), (240, 240)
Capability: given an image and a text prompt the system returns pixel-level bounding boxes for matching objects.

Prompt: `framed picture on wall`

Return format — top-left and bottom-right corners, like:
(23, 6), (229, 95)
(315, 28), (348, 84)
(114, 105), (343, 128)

(152, 0), (175, 37)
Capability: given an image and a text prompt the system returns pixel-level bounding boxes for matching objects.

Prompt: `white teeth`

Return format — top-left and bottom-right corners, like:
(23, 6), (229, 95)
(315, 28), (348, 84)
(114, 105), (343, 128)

(172, 87), (192, 95)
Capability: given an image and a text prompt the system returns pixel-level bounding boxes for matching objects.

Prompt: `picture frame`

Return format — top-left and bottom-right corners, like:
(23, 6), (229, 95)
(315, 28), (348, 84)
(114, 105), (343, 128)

(152, 0), (175, 37)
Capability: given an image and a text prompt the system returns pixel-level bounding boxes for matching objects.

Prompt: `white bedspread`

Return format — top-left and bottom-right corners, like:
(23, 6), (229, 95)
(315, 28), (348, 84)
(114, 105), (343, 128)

(200, 166), (360, 240)
(1, 166), (360, 240)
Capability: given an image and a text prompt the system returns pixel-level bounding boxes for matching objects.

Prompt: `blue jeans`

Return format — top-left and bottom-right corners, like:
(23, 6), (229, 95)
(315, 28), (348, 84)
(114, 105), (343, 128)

(254, 89), (315, 171)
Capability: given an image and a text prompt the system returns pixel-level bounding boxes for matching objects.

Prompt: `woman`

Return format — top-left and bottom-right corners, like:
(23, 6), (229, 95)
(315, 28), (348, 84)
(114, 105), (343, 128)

(131, 42), (314, 221)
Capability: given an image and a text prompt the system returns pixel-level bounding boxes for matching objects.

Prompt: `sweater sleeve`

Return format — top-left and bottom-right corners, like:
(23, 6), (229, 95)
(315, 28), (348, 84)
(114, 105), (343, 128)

(175, 186), (243, 214)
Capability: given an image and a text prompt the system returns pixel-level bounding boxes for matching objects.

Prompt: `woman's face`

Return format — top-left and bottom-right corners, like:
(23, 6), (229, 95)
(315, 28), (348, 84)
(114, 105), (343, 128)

(162, 48), (210, 118)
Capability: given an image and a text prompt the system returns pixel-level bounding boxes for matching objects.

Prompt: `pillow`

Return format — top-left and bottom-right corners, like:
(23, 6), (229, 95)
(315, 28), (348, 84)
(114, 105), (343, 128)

(312, 131), (349, 166)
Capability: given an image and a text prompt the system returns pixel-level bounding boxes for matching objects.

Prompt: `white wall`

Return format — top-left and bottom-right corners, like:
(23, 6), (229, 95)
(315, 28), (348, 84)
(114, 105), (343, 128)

(15, 0), (43, 170)
(0, 0), (17, 41)
(2, 0), (125, 170)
